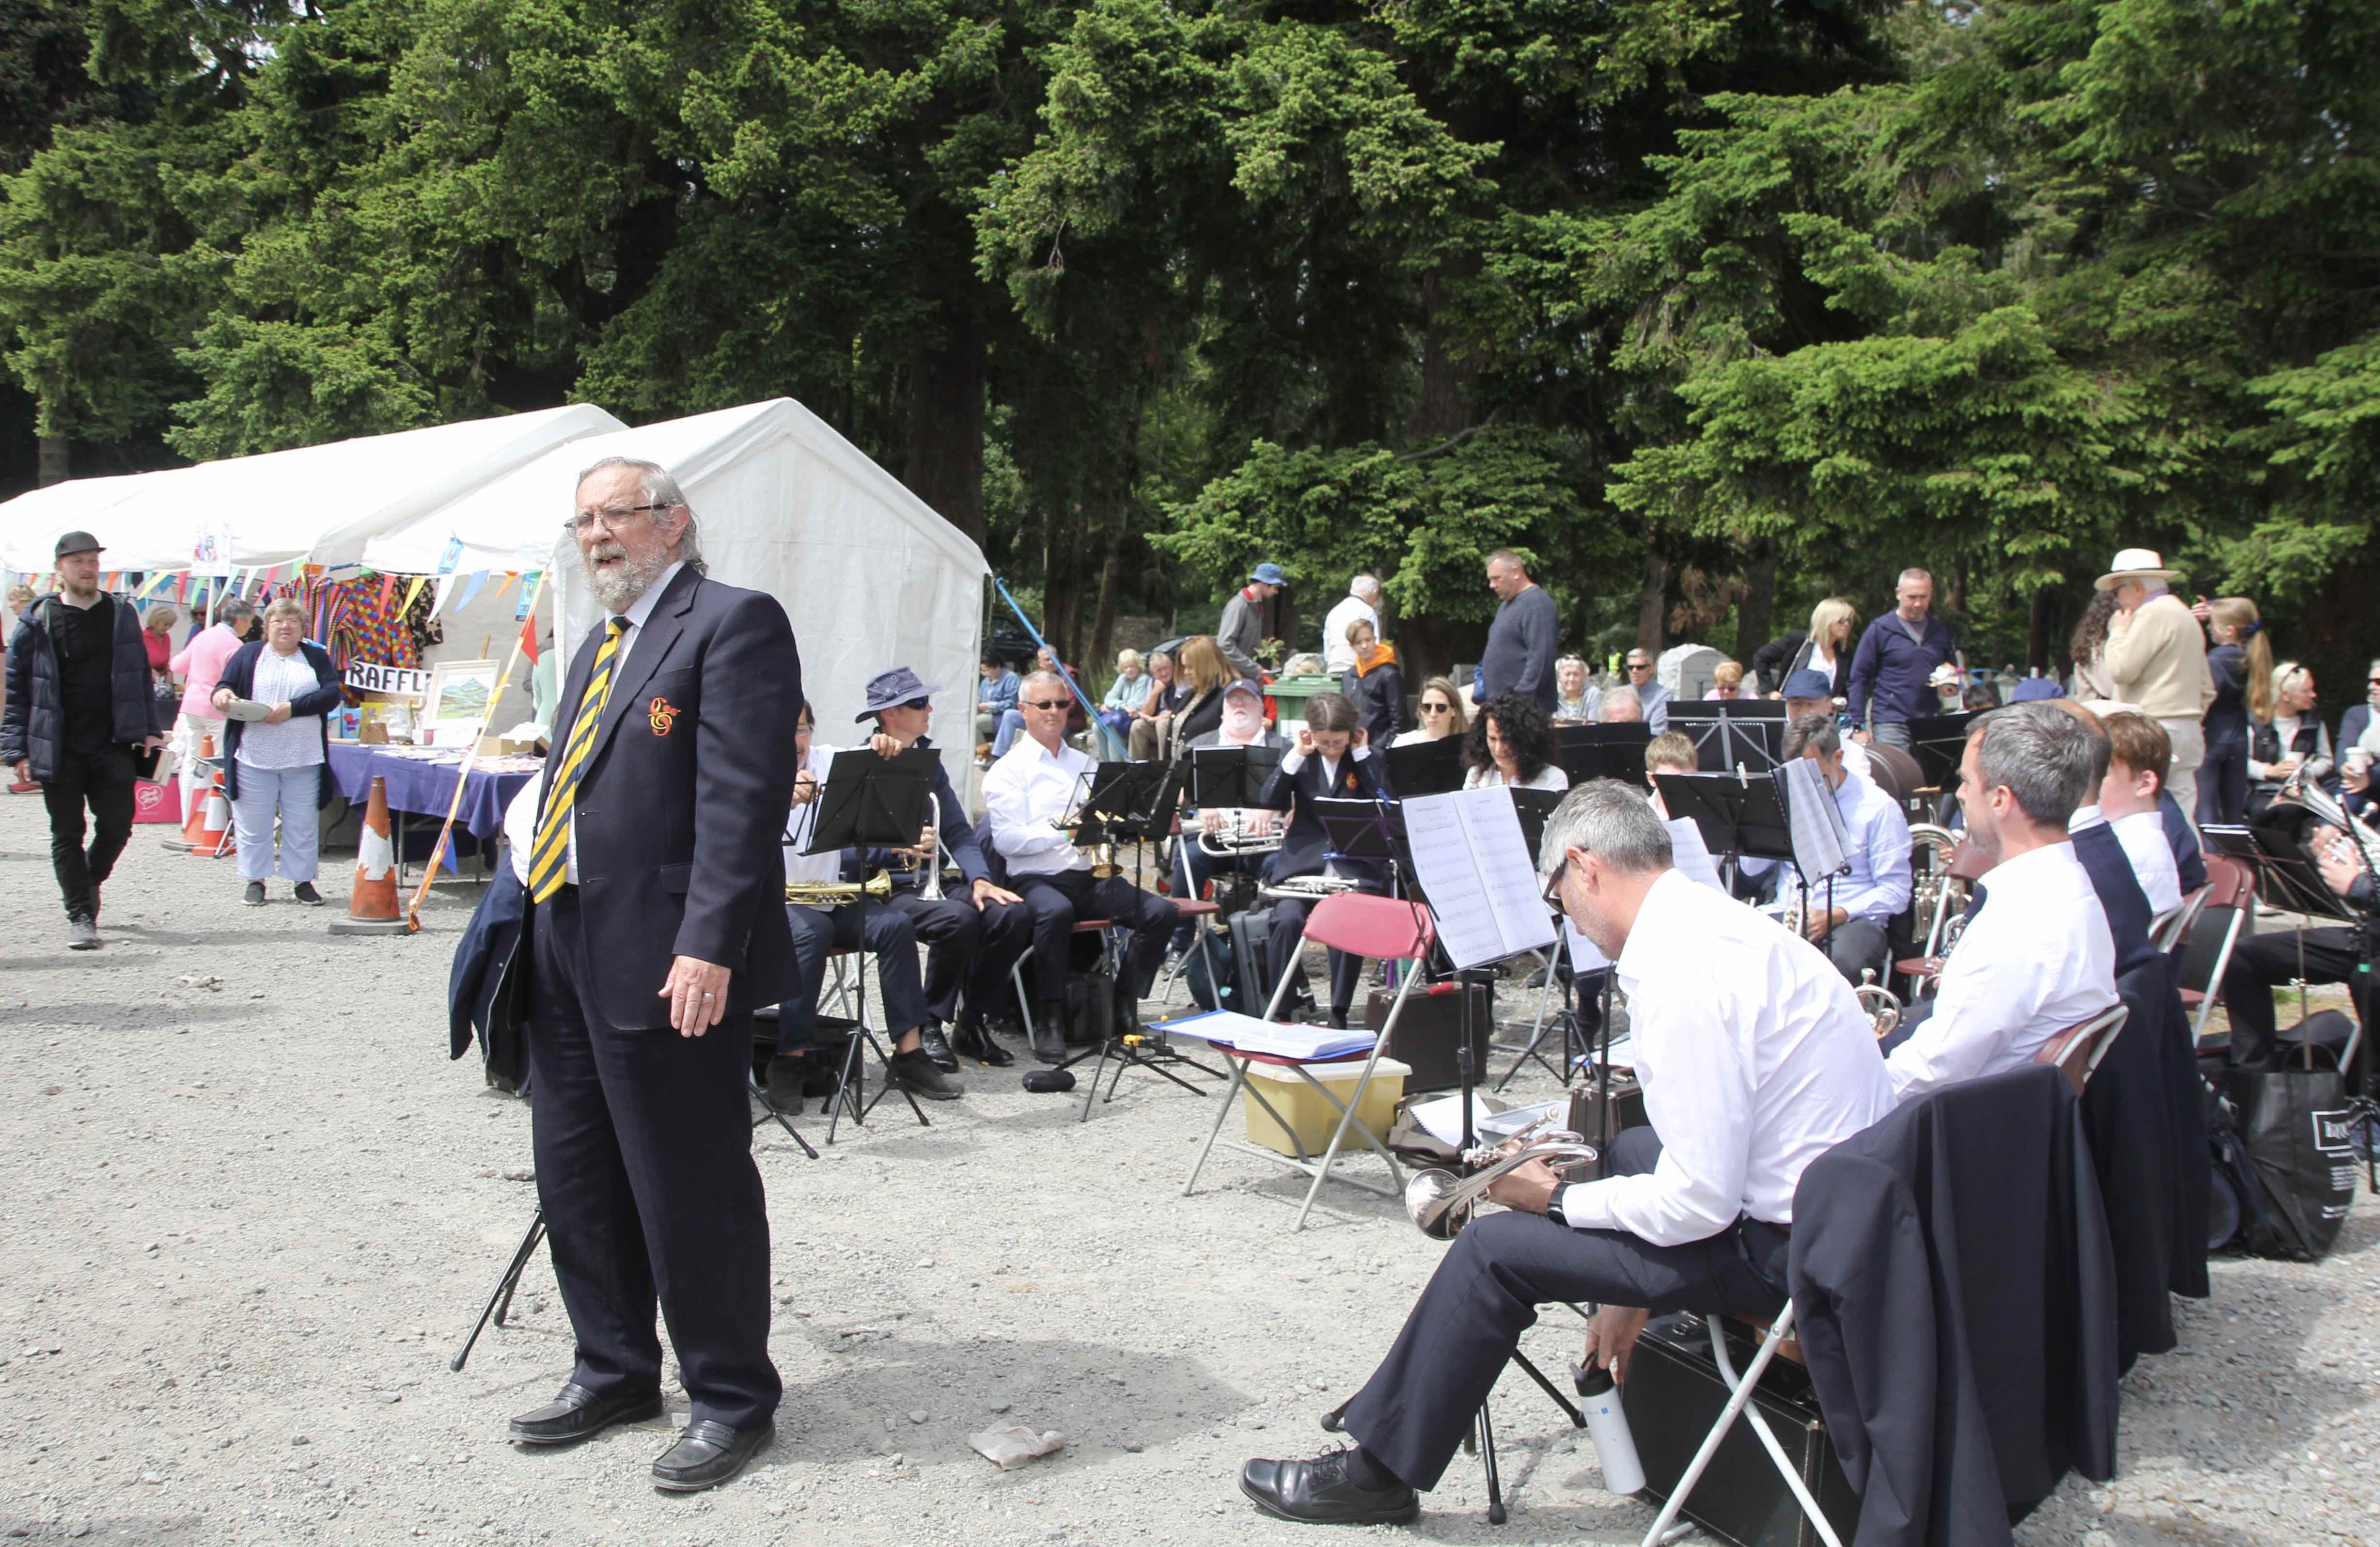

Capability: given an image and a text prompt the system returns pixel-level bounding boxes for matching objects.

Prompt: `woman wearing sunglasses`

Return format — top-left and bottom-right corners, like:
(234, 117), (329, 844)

(1391, 677), (1470, 747)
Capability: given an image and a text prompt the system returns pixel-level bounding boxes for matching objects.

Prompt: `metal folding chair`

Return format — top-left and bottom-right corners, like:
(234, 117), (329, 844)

(2032, 1002), (2131, 1096)
(1640, 1309), (1842, 1547)
(1180, 892), (1435, 1230)
(2182, 855), (2257, 1042)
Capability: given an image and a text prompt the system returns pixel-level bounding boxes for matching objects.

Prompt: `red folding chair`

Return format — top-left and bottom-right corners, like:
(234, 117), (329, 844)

(2032, 1003), (2131, 1096)
(2184, 854), (2257, 1043)
(1178, 892), (1435, 1231)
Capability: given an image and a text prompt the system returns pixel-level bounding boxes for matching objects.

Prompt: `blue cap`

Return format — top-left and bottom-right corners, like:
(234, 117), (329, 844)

(856, 665), (943, 720)
(1222, 677), (1265, 701)
(1250, 562), (1288, 586)
(1781, 668), (1835, 701)
(2010, 677), (2065, 702)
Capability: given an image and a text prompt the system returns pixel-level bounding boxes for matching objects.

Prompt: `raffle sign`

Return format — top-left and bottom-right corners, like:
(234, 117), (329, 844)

(344, 661), (432, 698)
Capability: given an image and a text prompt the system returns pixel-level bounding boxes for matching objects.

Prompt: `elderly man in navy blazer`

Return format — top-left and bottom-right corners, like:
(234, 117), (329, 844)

(500, 455), (802, 1493)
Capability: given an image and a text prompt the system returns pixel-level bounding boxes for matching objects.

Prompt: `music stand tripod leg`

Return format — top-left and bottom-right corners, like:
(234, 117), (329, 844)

(451, 1206), (546, 1372)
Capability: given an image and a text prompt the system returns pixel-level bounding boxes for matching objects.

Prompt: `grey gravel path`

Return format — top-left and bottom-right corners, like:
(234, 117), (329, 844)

(0, 793), (2373, 1546)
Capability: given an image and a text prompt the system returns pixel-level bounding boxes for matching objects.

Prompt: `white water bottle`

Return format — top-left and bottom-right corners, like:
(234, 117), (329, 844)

(1572, 1362), (1646, 1495)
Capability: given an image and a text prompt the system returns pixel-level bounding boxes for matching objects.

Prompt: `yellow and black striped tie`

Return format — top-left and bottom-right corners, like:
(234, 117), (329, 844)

(527, 617), (627, 902)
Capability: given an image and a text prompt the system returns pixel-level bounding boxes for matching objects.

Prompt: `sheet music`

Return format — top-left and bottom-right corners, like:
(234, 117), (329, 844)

(1406, 788), (1559, 970)
(1778, 758), (1849, 879)
(1565, 920), (1612, 974)
(1664, 818), (1727, 892)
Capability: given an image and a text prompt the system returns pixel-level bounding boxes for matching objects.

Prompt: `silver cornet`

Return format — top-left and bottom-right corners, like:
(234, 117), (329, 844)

(1405, 1129), (1602, 1240)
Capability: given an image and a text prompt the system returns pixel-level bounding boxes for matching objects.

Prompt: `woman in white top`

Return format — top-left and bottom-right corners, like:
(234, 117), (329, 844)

(1392, 675), (1470, 748)
(1552, 655), (1599, 724)
(2248, 661), (2334, 817)
(1462, 692), (1568, 792)
(210, 598), (342, 905)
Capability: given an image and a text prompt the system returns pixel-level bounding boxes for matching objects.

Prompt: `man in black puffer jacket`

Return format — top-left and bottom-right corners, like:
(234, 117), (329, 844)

(0, 532), (169, 949)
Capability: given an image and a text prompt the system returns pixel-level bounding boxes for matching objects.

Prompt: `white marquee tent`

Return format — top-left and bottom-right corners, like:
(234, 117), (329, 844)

(0, 405), (627, 577)
(362, 398), (989, 792)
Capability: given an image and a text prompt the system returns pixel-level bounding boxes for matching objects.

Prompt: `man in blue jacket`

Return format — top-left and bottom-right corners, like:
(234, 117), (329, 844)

(1847, 568), (1961, 751)
(1, 532), (168, 949)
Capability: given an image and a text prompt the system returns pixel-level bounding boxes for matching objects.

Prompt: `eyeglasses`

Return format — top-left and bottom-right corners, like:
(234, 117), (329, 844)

(1626, 661), (1652, 672)
(566, 503), (667, 536)
(1420, 702), (1452, 714)
(1540, 855), (1570, 910)
(1021, 698), (1071, 711)
(898, 697), (929, 712)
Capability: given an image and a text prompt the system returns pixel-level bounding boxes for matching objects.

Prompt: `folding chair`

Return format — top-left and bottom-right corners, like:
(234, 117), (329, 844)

(1156, 898), (1225, 1008)
(1180, 892), (1434, 1231)
(2181, 854), (2257, 1042)
(2155, 886), (2209, 955)
(1639, 1309), (1842, 1547)
(2032, 1002), (2131, 1096)
(1009, 918), (1116, 1027)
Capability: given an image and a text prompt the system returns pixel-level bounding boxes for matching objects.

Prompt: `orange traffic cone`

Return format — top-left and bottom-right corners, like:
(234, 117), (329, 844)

(330, 775), (411, 935)
(189, 770), (235, 858)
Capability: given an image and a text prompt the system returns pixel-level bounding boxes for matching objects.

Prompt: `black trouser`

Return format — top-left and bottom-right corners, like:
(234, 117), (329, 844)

(525, 887), (778, 1431)
(2198, 740), (2250, 827)
(42, 744), (137, 920)
(1339, 1127), (1791, 1492)
(1819, 917), (1890, 987)
(1265, 880), (1390, 1019)
(2220, 925), (2372, 1068)
(887, 890), (1031, 1026)
(779, 901), (927, 1054)
(1017, 868), (1180, 1007)
(1172, 839), (1269, 948)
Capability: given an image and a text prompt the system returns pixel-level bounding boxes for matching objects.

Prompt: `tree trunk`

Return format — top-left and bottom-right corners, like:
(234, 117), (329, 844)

(1736, 542), (1777, 664)
(37, 434), (67, 486)
(1634, 549), (1670, 655)
(1090, 520), (1126, 674)
(2027, 589), (2055, 676)
(1404, 265), (1478, 444)
(902, 303), (987, 548)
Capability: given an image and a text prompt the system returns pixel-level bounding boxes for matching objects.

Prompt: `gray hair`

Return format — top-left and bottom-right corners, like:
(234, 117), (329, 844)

(576, 455), (707, 577)
(1782, 710), (1839, 760)
(1352, 573), (1381, 599)
(215, 596), (255, 625)
(1020, 669), (1067, 700)
(261, 598), (307, 626)
(1969, 702), (2098, 828)
(1539, 780), (1674, 883)
(1898, 567), (1932, 587)
(1599, 685), (1643, 720)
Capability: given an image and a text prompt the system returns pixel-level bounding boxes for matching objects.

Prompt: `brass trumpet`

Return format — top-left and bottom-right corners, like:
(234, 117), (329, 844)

(1405, 1129), (1603, 1240)
(786, 870), (894, 906)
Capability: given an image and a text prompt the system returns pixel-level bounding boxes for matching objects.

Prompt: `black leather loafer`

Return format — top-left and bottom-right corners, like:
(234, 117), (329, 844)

(652, 1419), (774, 1492)
(1239, 1452), (1418, 1526)
(918, 1024), (960, 1073)
(508, 1382), (664, 1446)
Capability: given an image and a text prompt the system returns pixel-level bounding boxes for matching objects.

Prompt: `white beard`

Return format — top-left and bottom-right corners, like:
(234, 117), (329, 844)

(582, 538), (671, 613)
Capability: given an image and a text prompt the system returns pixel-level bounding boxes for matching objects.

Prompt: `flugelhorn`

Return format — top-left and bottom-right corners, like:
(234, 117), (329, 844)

(1856, 968), (1903, 1040)
(1405, 1129), (1602, 1240)
(786, 870), (894, 906)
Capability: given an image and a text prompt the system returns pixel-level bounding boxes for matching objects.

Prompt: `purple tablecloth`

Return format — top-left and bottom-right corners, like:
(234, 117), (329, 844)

(325, 743), (538, 847)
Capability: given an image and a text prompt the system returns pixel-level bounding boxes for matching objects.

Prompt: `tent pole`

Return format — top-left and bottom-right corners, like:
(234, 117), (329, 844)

(402, 571), (549, 929)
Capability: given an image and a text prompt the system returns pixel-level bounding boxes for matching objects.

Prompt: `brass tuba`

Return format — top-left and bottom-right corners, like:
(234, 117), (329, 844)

(1405, 1130), (1603, 1240)
(786, 870), (894, 906)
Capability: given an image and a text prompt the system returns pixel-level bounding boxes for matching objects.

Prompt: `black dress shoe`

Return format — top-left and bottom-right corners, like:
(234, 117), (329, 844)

(890, 1048), (964, 1101)
(918, 1024), (960, 1073)
(1029, 1012), (1069, 1066)
(652, 1419), (774, 1492)
(1239, 1451), (1418, 1526)
(508, 1383), (664, 1446)
(762, 1055), (805, 1115)
(951, 1021), (1015, 1068)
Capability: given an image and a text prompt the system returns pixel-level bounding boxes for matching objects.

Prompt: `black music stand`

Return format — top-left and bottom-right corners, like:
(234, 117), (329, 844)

(1666, 699), (1788, 774)
(2206, 821), (2366, 1031)
(1907, 711), (1976, 792)
(1187, 744), (1283, 809)
(1555, 723), (1653, 787)
(809, 748), (938, 1141)
(1385, 736), (1464, 796)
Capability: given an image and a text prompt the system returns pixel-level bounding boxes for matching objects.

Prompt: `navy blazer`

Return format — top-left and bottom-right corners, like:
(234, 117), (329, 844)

(2071, 821), (2157, 977)
(215, 639), (343, 806)
(1255, 746), (1394, 884)
(2159, 792), (2207, 895)
(532, 566), (803, 1028)
(846, 734), (992, 895)
(449, 859), (529, 1091)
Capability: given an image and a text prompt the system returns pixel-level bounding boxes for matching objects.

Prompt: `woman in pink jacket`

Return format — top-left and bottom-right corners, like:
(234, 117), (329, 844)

(167, 597), (256, 812)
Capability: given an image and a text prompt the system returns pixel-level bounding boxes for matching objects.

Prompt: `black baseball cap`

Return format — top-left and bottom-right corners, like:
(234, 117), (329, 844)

(54, 531), (102, 560)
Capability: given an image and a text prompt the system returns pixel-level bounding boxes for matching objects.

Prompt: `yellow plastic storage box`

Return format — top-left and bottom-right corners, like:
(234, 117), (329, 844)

(1242, 1057), (1410, 1159)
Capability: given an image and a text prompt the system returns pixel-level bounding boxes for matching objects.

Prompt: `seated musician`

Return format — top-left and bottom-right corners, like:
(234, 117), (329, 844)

(2092, 711), (2184, 914)
(1882, 703), (2117, 1103)
(1743, 713), (1911, 987)
(2217, 814), (2375, 1069)
(1643, 732), (1696, 818)
(982, 670), (1182, 1066)
(853, 666), (1031, 1070)
(2046, 700), (2159, 976)
(1781, 666), (1876, 786)
(1240, 781), (1896, 1526)
(768, 700), (960, 1107)
(1462, 692), (1568, 792)
(1171, 678), (1288, 946)
(1253, 692), (1392, 1029)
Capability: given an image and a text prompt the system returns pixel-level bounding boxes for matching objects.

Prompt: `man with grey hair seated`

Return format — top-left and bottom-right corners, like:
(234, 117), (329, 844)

(1240, 780), (1896, 1526)
(1881, 703), (2117, 1104)
(1597, 683), (1644, 724)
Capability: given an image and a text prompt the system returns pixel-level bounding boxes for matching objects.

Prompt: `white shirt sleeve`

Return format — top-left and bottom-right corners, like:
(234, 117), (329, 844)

(983, 758), (1074, 860)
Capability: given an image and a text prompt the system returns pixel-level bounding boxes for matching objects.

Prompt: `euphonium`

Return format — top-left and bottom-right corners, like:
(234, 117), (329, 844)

(785, 870), (894, 906)
(1405, 1131), (1603, 1240)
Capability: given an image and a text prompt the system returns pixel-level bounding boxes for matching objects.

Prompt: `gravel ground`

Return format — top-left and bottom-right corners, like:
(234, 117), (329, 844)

(1, 790), (2376, 1547)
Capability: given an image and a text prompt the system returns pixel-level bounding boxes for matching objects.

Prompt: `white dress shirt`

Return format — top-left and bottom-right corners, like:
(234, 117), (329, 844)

(982, 734), (1096, 877)
(2110, 808), (2182, 913)
(499, 562), (685, 887)
(781, 743), (845, 886)
(1559, 870), (1897, 1243)
(1885, 840), (2116, 1104)
(1463, 762), (1569, 792)
(1839, 737), (1876, 787)
(1322, 593), (1382, 675)
(1742, 768), (1911, 926)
